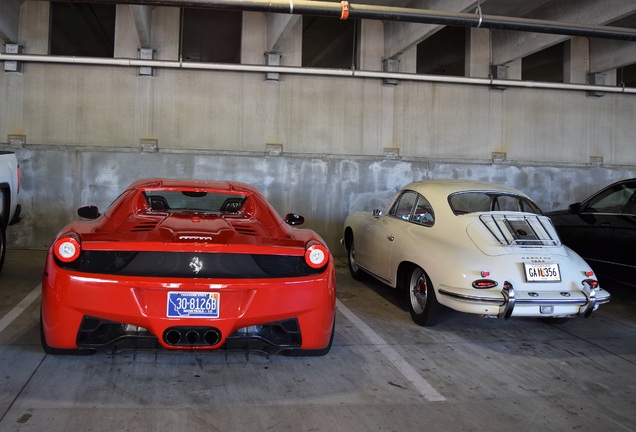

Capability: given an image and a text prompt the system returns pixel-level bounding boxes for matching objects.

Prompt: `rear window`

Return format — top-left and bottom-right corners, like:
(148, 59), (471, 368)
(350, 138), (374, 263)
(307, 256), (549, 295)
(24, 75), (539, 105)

(449, 192), (541, 215)
(144, 190), (247, 213)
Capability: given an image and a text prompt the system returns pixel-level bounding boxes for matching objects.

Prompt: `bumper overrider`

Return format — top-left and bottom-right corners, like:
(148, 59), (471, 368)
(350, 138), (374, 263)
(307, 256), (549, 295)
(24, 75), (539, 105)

(438, 279), (611, 320)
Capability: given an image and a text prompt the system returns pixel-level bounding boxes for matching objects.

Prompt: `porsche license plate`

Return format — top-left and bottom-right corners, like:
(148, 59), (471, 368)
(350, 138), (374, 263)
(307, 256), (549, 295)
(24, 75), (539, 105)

(167, 292), (220, 318)
(524, 263), (561, 282)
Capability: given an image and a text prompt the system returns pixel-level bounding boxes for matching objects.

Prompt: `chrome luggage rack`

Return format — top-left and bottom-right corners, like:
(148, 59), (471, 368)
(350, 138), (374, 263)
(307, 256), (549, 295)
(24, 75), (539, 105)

(479, 214), (560, 246)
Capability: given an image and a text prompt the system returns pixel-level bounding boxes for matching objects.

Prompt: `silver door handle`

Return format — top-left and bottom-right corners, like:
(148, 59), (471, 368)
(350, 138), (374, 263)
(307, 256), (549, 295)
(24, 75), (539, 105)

(387, 235), (394, 241)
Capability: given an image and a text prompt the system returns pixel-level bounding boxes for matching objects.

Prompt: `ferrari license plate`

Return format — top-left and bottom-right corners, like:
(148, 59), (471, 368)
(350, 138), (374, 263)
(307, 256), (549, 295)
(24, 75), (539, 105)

(524, 263), (561, 282)
(167, 292), (220, 318)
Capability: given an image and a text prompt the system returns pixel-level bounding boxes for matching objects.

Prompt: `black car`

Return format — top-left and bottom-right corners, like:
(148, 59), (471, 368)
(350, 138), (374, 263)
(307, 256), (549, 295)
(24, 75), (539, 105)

(546, 178), (636, 285)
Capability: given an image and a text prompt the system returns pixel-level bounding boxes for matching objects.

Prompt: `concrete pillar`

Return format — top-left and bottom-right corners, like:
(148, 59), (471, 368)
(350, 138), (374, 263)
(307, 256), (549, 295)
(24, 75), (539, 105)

(17, 0), (49, 55)
(564, 37), (589, 84)
(267, 14), (302, 67)
(0, 0), (20, 43)
(242, 12), (267, 65)
(359, 20), (383, 72)
(151, 7), (180, 61)
(114, 5), (139, 58)
(605, 69), (617, 86)
(465, 28), (491, 78)
(506, 59), (522, 80)
(398, 46), (417, 74)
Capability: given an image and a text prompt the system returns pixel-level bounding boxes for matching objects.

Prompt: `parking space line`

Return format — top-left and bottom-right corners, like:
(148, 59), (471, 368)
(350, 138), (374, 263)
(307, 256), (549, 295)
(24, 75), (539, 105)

(336, 299), (446, 402)
(0, 284), (41, 334)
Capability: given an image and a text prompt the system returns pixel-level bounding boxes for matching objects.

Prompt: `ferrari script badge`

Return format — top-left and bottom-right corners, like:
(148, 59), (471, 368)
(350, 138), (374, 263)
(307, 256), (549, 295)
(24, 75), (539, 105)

(189, 257), (203, 274)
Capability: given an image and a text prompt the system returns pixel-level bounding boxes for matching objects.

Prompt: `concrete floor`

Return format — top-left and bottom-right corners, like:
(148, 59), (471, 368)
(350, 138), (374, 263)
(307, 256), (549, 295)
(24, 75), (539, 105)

(0, 249), (635, 432)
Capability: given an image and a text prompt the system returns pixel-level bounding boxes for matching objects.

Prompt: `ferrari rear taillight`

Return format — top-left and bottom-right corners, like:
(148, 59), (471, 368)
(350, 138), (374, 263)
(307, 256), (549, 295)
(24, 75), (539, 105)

(305, 244), (329, 269)
(472, 279), (498, 289)
(54, 236), (81, 262)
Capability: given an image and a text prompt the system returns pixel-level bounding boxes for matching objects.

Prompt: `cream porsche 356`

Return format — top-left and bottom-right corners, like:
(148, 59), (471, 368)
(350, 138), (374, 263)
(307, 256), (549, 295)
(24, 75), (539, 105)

(342, 180), (610, 326)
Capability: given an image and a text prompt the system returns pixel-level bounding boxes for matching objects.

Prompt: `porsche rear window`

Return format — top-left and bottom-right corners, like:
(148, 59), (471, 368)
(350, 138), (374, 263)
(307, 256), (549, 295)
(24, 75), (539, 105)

(449, 192), (541, 215)
(144, 191), (247, 212)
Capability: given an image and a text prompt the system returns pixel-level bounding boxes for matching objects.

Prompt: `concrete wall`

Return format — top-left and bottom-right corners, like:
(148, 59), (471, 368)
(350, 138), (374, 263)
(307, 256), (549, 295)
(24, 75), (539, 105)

(4, 62), (636, 164)
(4, 144), (636, 256)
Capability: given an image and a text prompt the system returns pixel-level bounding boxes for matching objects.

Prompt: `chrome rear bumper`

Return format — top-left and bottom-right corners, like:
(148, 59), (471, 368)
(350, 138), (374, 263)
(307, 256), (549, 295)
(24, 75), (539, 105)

(439, 280), (610, 320)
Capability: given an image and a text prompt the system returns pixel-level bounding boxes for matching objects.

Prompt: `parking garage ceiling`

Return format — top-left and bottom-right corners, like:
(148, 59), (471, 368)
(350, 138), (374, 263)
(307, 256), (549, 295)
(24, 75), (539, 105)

(2, 0), (636, 84)
(59, 0), (636, 40)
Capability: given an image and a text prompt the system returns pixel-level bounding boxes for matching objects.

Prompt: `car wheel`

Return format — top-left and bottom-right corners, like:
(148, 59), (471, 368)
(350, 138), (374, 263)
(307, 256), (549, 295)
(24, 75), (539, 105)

(40, 309), (96, 356)
(0, 221), (5, 273)
(403, 266), (443, 327)
(283, 318), (335, 357)
(347, 238), (366, 280)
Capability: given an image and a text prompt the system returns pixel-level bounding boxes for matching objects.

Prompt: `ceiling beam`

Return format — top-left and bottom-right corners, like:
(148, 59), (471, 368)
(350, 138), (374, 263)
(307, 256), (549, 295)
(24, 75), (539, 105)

(590, 38), (636, 73)
(492, 0), (636, 66)
(130, 4), (152, 46)
(383, 0), (478, 59)
(267, 13), (301, 53)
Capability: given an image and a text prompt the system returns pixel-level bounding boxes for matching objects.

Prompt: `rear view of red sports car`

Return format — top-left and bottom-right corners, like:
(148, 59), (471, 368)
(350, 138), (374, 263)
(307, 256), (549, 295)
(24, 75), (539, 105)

(41, 178), (336, 356)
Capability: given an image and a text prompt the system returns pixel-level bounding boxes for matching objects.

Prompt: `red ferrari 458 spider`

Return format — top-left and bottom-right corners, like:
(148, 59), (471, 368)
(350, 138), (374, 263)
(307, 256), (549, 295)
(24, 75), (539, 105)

(41, 178), (336, 356)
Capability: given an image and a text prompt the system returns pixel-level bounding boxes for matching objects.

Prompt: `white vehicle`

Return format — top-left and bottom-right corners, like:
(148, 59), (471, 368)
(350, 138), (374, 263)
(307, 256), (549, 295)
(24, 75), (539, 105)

(0, 151), (21, 272)
(342, 180), (610, 326)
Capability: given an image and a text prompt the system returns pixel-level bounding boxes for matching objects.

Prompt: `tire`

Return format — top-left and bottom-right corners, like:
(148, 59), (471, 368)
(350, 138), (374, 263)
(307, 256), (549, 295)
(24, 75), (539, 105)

(283, 318), (335, 357)
(347, 238), (366, 281)
(0, 221), (5, 273)
(403, 266), (443, 327)
(40, 309), (96, 356)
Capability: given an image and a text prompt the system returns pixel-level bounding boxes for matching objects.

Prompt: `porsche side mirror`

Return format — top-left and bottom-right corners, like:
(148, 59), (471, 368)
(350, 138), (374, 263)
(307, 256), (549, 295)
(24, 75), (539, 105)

(568, 203), (582, 214)
(285, 213), (305, 226)
(77, 205), (100, 220)
(373, 209), (383, 218)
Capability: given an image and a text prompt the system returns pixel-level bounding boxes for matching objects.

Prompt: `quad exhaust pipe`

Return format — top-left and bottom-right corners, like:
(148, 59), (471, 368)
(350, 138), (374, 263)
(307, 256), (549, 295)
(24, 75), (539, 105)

(163, 326), (222, 346)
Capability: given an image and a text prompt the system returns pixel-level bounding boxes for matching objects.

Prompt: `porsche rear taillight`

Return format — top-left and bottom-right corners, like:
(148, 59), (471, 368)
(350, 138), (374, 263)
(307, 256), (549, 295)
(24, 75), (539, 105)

(472, 279), (498, 289)
(304, 244), (329, 269)
(473, 270), (497, 288)
(582, 278), (599, 289)
(54, 236), (81, 262)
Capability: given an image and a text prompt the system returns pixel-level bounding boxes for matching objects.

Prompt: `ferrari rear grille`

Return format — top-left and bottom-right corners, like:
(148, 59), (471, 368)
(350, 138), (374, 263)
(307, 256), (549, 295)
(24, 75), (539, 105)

(131, 220), (160, 232)
(76, 316), (302, 355)
(480, 214), (560, 247)
(56, 251), (327, 278)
